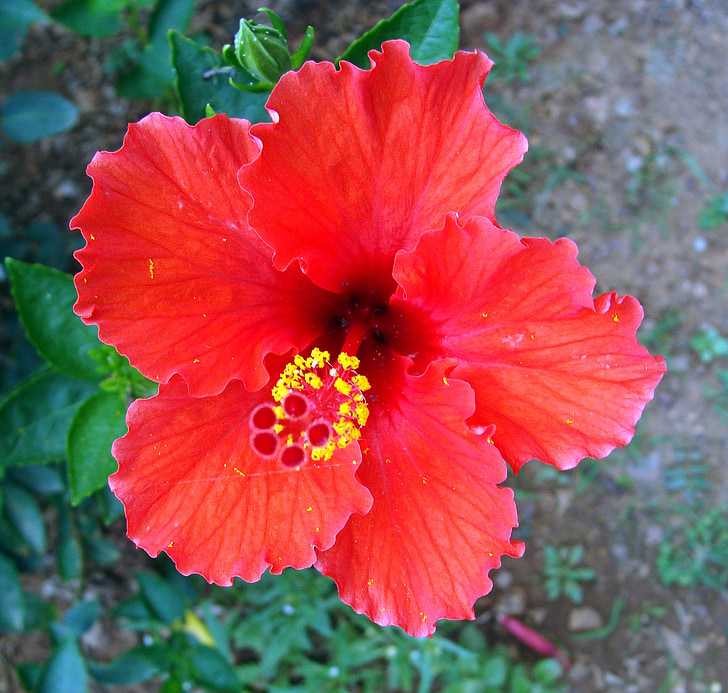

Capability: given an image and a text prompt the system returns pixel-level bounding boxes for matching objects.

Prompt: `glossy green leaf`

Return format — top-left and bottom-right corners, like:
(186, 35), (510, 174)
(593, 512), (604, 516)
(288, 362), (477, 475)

(0, 91), (79, 143)
(67, 391), (126, 505)
(39, 638), (88, 693)
(6, 259), (103, 380)
(170, 31), (270, 124)
(0, 369), (98, 469)
(338, 0), (459, 68)
(189, 644), (241, 691)
(0, 552), (24, 631)
(89, 647), (161, 685)
(50, 0), (125, 37)
(3, 481), (45, 553)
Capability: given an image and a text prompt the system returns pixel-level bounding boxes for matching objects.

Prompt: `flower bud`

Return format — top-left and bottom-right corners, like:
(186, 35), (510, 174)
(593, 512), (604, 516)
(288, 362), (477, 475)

(223, 9), (314, 91)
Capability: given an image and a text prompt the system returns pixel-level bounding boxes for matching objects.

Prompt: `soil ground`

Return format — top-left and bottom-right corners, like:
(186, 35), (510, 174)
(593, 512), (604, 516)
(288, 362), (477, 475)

(1, 1), (727, 692)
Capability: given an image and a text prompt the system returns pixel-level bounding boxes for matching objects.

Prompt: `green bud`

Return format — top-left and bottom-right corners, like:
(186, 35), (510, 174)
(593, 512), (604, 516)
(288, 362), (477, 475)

(223, 8), (314, 92)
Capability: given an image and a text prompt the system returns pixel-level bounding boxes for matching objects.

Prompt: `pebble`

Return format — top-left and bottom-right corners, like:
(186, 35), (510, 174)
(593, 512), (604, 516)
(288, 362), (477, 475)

(53, 179), (80, 200)
(493, 569), (513, 589)
(496, 586), (527, 616)
(613, 97), (634, 117)
(662, 627), (695, 669)
(693, 236), (708, 253)
(568, 605), (603, 632)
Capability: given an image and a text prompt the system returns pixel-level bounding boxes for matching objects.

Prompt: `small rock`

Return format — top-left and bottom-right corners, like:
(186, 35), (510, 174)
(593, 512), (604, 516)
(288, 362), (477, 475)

(557, 2), (587, 19)
(613, 97), (634, 118)
(493, 569), (513, 589)
(568, 606), (603, 632)
(693, 236), (708, 253)
(496, 586), (527, 616)
(54, 179), (80, 200)
(607, 16), (629, 35)
(582, 13), (605, 34)
(662, 627), (695, 670)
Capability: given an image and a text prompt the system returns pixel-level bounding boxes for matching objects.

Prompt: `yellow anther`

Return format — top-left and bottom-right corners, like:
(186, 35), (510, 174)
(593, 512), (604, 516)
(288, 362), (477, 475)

(337, 352), (360, 370)
(334, 378), (352, 396)
(311, 348), (330, 364)
(355, 403), (369, 426)
(352, 374), (370, 391)
(305, 371), (323, 389)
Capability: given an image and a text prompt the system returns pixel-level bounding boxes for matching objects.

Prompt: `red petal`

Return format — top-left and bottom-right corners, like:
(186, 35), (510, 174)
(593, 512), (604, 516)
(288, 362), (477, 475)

(110, 376), (372, 584)
(391, 215), (667, 471)
(73, 113), (336, 396)
(315, 352), (523, 637)
(240, 40), (527, 296)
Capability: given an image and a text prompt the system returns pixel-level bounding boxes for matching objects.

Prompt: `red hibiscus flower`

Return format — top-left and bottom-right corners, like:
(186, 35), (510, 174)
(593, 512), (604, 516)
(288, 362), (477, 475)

(72, 41), (666, 636)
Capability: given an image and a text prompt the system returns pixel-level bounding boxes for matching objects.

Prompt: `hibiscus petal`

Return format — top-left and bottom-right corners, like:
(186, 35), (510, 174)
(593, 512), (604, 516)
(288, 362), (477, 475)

(73, 112), (336, 396)
(110, 376), (373, 584)
(240, 39), (527, 296)
(390, 214), (667, 472)
(315, 352), (523, 637)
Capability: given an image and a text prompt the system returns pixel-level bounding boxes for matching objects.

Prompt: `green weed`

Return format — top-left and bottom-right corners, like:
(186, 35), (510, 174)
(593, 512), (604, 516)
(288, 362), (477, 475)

(541, 544), (597, 604)
(656, 504), (728, 590)
(484, 31), (541, 85)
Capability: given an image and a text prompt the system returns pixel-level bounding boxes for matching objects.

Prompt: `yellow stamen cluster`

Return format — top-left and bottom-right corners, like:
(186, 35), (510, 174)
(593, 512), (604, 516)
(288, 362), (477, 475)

(268, 348), (370, 463)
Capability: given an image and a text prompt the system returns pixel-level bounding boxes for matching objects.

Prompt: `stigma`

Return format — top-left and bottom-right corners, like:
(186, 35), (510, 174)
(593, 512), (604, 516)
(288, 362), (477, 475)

(250, 348), (370, 468)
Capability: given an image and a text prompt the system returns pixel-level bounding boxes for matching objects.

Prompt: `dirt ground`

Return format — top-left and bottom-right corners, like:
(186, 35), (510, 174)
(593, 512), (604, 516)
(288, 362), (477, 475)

(1, 1), (727, 692)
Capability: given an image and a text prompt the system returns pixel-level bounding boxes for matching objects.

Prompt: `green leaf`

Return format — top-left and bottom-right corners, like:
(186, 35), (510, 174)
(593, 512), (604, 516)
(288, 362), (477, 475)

(39, 638), (88, 693)
(148, 0), (194, 47)
(50, 0), (125, 37)
(170, 31), (270, 124)
(55, 503), (82, 580)
(0, 369), (98, 469)
(338, 0), (459, 68)
(89, 647), (161, 685)
(136, 570), (186, 624)
(21, 592), (57, 631)
(6, 259), (103, 380)
(116, 0), (195, 99)
(189, 644), (241, 692)
(56, 532), (83, 580)
(0, 0), (47, 30)
(83, 534), (120, 565)
(0, 0), (47, 60)
(0, 91), (79, 143)
(0, 552), (24, 631)
(532, 658), (562, 684)
(67, 391), (127, 505)
(3, 481), (45, 553)
(63, 599), (101, 637)
(115, 44), (174, 99)
(6, 464), (65, 497)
